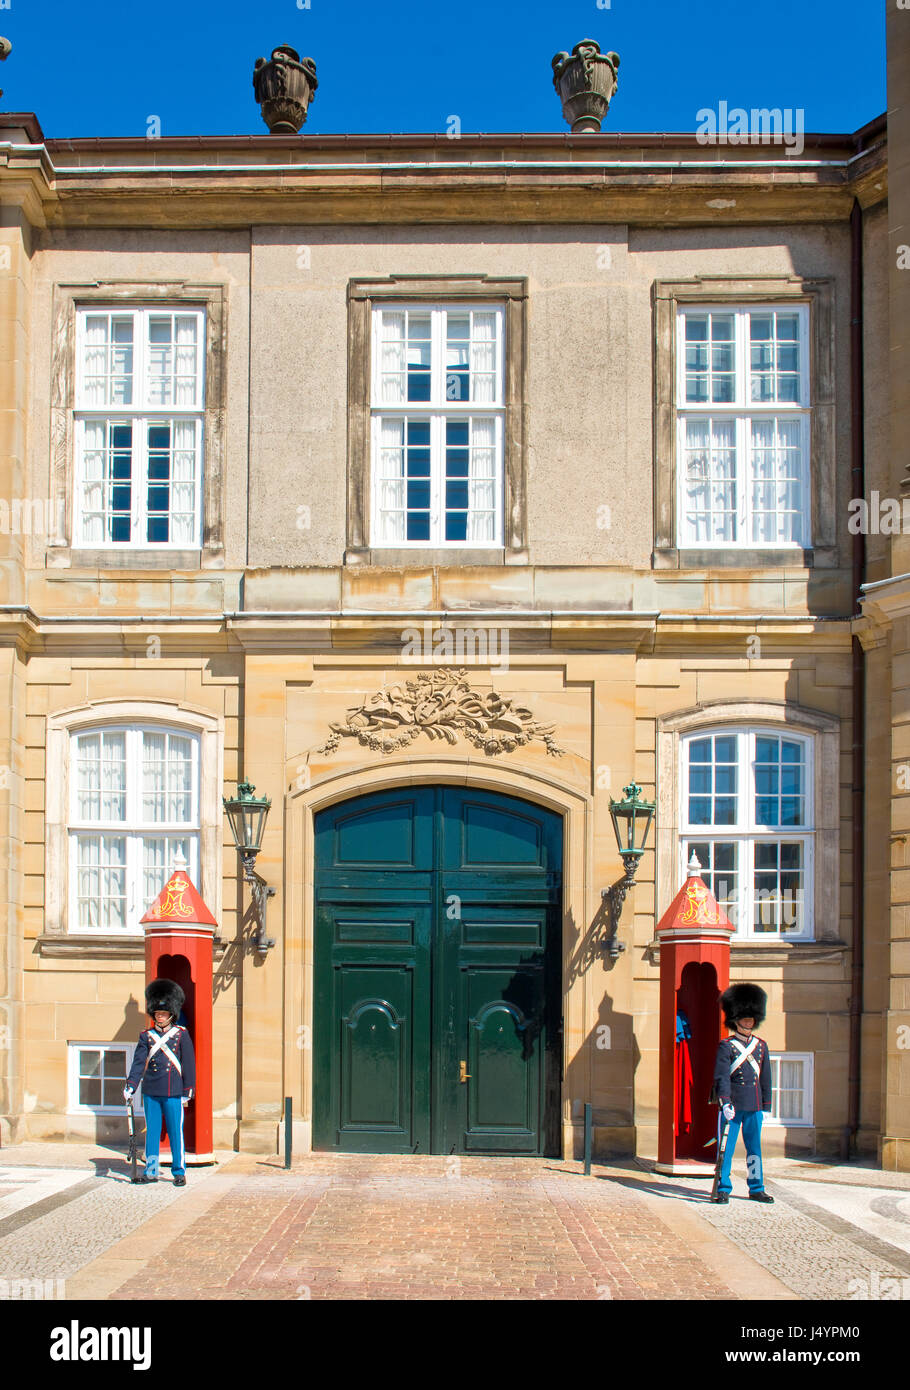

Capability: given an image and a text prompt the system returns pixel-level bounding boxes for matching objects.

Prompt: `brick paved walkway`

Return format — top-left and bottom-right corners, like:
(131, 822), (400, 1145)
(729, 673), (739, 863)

(106, 1155), (745, 1301)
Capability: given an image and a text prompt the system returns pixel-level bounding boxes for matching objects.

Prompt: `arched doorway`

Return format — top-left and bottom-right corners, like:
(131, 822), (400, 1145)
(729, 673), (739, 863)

(312, 786), (563, 1155)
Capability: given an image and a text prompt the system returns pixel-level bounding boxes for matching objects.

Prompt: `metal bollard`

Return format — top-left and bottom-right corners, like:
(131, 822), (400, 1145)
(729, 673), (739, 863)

(284, 1096), (292, 1170)
(584, 1102), (592, 1176)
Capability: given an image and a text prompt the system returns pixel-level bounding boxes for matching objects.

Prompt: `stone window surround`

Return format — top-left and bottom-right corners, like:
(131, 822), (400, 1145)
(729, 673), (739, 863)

(652, 275), (836, 570)
(41, 699), (223, 957)
(344, 275), (529, 567)
(47, 281), (227, 570)
(656, 700), (840, 946)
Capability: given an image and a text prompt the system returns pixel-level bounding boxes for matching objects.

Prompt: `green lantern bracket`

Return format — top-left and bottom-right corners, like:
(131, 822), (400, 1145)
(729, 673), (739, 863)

(601, 782), (655, 960)
(223, 780), (276, 957)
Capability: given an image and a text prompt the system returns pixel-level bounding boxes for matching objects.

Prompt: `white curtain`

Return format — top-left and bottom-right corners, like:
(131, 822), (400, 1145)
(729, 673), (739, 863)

(470, 312), (496, 403)
(79, 421), (107, 545)
(379, 311), (406, 404)
(141, 730), (166, 823)
(75, 730), (125, 822)
(81, 315), (108, 406)
(376, 417), (406, 542)
(169, 420), (198, 545)
(76, 833), (126, 930)
(142, 835), (192, 906)
(174, 315), (199, 407)
(467, 417), (496, 543)
(81, 314), (133, 407)
(778, 1059), (804, 1120)
(750, 417), (801, 544)
(684, 418), (735, 543)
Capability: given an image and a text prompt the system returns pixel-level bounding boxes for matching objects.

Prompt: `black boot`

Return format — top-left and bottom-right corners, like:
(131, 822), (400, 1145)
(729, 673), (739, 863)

(750, 1190), (775, 1203)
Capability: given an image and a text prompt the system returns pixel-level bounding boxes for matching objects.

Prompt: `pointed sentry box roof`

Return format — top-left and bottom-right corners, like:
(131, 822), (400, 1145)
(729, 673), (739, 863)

(655, 852), (734, 936)
(140, 870), (217, 926)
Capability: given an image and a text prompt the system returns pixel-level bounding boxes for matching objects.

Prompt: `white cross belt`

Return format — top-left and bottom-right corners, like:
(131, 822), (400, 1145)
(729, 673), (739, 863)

(147, 1026), (182, 1075)
(729, 1036), (760, 1078)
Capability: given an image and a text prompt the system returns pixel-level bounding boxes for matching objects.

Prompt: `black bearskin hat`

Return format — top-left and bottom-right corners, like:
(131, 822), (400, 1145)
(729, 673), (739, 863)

(720, 983), (767, 1027)
(145, 978), (184, 1020)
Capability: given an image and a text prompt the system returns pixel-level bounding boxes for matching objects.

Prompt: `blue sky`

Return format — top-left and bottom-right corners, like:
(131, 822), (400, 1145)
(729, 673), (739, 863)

(0, 0), (886, 139)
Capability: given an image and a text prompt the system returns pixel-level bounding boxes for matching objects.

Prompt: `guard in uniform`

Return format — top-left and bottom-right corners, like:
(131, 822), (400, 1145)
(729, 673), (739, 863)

(711, 983), (774, 1204)
(124, 979), (195, 1186)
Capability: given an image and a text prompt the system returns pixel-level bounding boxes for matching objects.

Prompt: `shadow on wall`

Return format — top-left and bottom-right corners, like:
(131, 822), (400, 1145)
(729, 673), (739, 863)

(564, 901), (640, 1159)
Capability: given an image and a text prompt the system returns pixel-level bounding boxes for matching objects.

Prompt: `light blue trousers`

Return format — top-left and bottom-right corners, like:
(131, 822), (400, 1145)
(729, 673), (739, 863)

(717, 1108), (764, 1195)
(143, 1094), (185, 1178)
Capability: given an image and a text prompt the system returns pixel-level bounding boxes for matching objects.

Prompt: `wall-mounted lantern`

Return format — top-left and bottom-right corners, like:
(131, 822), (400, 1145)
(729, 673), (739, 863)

(223, 780), (276, 956)
(601, 782), (655, 960)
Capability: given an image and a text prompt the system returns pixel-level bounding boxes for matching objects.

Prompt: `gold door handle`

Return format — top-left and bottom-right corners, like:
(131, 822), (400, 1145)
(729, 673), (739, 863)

(459, 1060), (471, 1083)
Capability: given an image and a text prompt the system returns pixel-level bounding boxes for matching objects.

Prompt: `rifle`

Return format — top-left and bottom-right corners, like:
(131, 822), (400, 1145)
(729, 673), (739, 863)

(709, 1105), (732, 1201)
(126, 1093), (141, 1183)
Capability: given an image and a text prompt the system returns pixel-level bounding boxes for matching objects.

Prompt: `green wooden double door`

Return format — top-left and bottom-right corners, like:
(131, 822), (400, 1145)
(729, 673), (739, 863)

(313, 787), (563, 1155)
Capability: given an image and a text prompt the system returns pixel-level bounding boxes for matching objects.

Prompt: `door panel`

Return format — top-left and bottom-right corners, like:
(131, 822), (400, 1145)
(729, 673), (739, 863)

(338, 968), (413, 1140)
(314, 786), (562, 1155)
(314, 902), (432, 1153)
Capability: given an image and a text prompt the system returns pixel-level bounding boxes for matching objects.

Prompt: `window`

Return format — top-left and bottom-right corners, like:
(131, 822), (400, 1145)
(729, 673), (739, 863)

(766, 1053), (814, 1126)
(680, 727), (814, 940)
(74, 307), (205, 548)
(68, 1043), (136, 1114)
(68, 726), (200, 933)
(370, 304), (504, 546)
(677, 305), (810, 547)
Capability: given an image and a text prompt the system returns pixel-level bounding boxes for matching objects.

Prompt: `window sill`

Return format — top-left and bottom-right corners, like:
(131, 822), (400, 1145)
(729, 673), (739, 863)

(38, 933), (146, 958)
(645, 937), (847, 966)
(38, 932), (226, 959)
(345, 547), (527, 567)
(653, 547), (828, 570)
(62, 549), (204, 571)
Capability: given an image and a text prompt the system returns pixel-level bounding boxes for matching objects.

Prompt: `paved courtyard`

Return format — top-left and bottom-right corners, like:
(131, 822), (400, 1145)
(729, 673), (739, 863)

(1, 1144), (909, 1301)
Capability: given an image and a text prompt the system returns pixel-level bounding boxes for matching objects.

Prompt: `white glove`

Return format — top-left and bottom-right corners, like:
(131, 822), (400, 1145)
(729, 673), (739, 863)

(722, 1103), (735, 1122)
(123, 1086), (134, 1101)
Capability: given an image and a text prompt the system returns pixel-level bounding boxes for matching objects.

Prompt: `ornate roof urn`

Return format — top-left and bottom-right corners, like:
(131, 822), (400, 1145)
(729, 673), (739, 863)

(551, 40), (620, 133)
(253, 44), (318, 134)
(0, 37), (11, 100)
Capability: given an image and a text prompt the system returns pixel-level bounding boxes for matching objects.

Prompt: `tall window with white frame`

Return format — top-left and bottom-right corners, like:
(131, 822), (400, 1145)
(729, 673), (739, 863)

(74, 307), (205, 548)
(68, 726), (200, 933)
(371, 304), (504, 546)
(677, 305), (810, 547)
(680, 727), (814, 940)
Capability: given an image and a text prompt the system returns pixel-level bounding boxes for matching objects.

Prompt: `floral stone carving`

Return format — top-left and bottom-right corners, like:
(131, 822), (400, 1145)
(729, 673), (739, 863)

(318, 669), (566, 757)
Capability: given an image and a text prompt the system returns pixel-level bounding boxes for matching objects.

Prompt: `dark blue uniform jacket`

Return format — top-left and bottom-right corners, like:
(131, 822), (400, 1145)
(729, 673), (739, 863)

(713, 1033), (771, 1113)
(127, 1024), (195, 1098)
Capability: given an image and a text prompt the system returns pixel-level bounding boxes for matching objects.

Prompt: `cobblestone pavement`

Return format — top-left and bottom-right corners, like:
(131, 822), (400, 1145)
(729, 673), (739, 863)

(621, 1163), (910, 1302)
(2, 1145), (909, 1302)
(107, 1155), (749, 1302)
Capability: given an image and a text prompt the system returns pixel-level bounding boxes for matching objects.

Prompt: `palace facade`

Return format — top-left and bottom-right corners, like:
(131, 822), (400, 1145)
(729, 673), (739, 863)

(1, 29), (908, 1164)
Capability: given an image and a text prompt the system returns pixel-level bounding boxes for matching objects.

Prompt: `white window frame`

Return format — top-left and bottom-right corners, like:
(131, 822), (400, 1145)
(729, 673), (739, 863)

(675, 303), (811, 548)
(679, 725), (815, 942)
(67, 723), (201, 936)
(74, 307), (205, 549)
(765, 1052), (814, 1127)
(369, 302), (505, 548)
(67, 1041), (138, 1115)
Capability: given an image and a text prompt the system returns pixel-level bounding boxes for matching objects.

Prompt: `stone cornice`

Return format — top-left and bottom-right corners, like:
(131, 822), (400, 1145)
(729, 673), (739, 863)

(857, 575), (910, 646)
(0, 122), (888, 229)
(0, 606), (855, 657)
